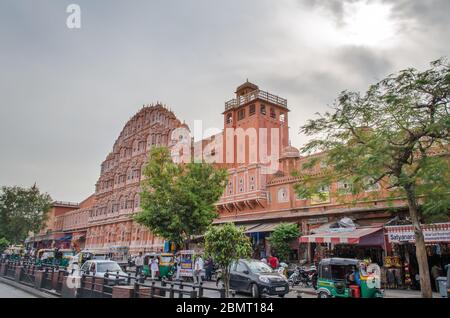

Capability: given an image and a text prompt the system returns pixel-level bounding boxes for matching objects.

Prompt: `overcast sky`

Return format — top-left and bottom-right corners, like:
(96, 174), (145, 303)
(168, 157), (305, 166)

(0, 0), (449, 202)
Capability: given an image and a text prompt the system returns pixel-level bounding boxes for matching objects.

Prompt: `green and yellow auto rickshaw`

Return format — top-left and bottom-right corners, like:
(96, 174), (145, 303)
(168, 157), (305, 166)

(58, 249), (75, 267)
(316, 258), (384, 298)
(6, 245), (24, 261)
(159, 253), (175, 279)
(36, 249), (56, 266)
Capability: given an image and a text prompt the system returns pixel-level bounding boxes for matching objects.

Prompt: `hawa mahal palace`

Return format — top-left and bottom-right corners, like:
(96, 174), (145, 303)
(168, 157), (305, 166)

(27, 81), (420, 261)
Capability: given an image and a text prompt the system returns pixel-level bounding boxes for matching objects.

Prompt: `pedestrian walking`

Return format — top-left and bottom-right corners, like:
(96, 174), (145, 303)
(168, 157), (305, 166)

(69, 260), (81, 276)
(194, 255), (204, 284)
(205, 257), (213, 281)
(268, 254), (279, 270)
(150, 256), (159, 280)
(431, 264), (443, 292)
(134, 252), (144, 277)
(175, 255), (181, 281)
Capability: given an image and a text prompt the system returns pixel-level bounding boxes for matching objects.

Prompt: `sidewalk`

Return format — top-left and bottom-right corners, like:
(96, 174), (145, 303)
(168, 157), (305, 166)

(0, 276), (58, 298)
(384, 289), (442, 298)
(296, 286), (443, 298)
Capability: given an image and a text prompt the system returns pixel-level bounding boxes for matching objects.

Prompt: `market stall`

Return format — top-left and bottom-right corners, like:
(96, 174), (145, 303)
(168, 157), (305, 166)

(299, 226), (385, 265)
(383, 222), (450, 290)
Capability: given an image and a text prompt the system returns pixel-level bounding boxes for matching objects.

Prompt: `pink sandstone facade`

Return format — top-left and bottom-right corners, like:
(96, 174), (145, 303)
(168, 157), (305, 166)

(30, 81), (421, 260)
(84, 105), (185, 253)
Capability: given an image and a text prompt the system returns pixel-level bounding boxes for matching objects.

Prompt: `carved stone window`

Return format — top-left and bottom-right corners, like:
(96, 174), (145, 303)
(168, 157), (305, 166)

(277, 187), (288, 202)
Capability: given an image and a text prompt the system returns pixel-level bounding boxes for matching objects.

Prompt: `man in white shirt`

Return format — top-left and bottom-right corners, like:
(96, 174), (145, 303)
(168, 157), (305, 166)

(194, 255), (204, 284)
(150, 257), (159, 280)
(134, 252), (144, 277)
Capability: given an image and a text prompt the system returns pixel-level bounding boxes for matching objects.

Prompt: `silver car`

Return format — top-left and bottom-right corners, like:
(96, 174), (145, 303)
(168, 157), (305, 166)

(80, 260), (128, 285)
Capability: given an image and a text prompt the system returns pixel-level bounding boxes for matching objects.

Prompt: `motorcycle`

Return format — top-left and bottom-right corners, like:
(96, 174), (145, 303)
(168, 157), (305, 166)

(275, 262), (289, 278)
(288, 265), (318, 289)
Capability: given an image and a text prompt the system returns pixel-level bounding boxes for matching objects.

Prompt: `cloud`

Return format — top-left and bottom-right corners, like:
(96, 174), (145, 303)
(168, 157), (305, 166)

(0, 0), (448, 201)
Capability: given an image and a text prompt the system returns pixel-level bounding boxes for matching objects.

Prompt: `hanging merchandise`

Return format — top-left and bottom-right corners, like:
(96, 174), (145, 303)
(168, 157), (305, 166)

(393, 256), (402, 268)
(384, 256), (393, 268)
(404, 261), (412, 287)
(435, 244), (441, 256)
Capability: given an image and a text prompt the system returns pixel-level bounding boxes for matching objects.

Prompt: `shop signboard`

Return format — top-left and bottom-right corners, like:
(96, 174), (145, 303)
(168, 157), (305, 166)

(386, 223), (450, 243)
(307, 217), (329, 225)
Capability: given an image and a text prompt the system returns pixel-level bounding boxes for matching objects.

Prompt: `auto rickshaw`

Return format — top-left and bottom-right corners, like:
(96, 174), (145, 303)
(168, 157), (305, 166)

(74, 250), (108, 267)
(36, 249), (56, 266)
(159, 253), (175, 279)
(316, 258), (384, 298)
(58, 249), (75, 267)
(5, 245), (24, 261)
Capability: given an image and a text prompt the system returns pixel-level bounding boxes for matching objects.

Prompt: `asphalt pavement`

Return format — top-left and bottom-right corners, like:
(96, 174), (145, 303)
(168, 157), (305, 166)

(0, 281), (37, 298)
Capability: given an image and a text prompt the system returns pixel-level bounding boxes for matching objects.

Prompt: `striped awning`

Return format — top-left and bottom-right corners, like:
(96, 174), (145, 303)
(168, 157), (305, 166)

(245, 222), (294, 234)
(300, 227), (383, 244)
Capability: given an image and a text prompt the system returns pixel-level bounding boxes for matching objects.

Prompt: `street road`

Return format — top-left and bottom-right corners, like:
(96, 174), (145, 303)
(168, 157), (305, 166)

(141, 279), (315, 298)
(0, 281), (37, 298)
(142, 279), (439, 298)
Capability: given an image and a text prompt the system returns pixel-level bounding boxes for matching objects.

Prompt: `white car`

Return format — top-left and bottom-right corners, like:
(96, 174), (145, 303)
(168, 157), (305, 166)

(79, 260), (128, 285)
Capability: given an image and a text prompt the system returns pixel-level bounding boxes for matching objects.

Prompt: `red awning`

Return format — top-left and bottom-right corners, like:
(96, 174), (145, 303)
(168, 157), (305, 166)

(300, 227), (383, 245)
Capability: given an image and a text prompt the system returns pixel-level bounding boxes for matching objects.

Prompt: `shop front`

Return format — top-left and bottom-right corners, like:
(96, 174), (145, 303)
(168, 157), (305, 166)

(55, 234), (73, 249)
(300, 226), (385, 265)
(244, 222), (299, 261)
(383, 222), (450, 291)
(26, 233), (57, 250)
(243, 223), (276, 260)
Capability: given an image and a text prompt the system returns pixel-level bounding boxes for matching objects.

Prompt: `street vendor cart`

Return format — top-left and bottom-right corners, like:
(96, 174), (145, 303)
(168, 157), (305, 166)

(177, 250), (205, 281)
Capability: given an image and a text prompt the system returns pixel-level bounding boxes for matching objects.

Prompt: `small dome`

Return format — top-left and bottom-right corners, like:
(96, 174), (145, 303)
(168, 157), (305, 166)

(281, 145), (300, 158)
(178, 121), (190, 131)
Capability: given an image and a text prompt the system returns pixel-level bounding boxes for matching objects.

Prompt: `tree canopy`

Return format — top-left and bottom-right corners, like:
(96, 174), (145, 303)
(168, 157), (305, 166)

(268, 223), (300, 262)
(0, 185), (52, 244)
(204, 223), (252, 297)
(297, 58), (449, 219)
(295, 58), (449, 298)
(0, 237), (10, 252)
(135, 146), (228, 247)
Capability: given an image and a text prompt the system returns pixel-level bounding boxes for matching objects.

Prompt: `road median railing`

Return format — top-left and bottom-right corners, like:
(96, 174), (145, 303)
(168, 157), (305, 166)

(1, 257), (232, 298)
(0, 258), (68, 296)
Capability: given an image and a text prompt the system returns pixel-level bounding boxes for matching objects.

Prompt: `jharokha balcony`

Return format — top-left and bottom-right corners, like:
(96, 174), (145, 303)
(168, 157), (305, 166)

(216, 190), (268, 212)
(225, 89), (288, 111)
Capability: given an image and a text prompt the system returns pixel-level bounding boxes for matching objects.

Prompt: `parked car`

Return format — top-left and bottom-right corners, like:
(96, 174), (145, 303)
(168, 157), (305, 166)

(218, 259), (289, 298)
(79, 260), (128, 285)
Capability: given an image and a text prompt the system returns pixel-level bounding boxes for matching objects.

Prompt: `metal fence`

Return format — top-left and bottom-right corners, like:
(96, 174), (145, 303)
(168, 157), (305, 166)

(0, 258), (230, 298)
(0, 258), (68, 295)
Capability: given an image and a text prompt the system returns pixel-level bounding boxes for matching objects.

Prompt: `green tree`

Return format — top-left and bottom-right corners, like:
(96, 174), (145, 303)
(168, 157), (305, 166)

(268, 223), (300, 262)
(204, 223), (252, 297)
(295, 59), (450, 298)
(0, 237), (10, 253)
(0, 184), (52, 244)
(136, 146), (228, 248)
